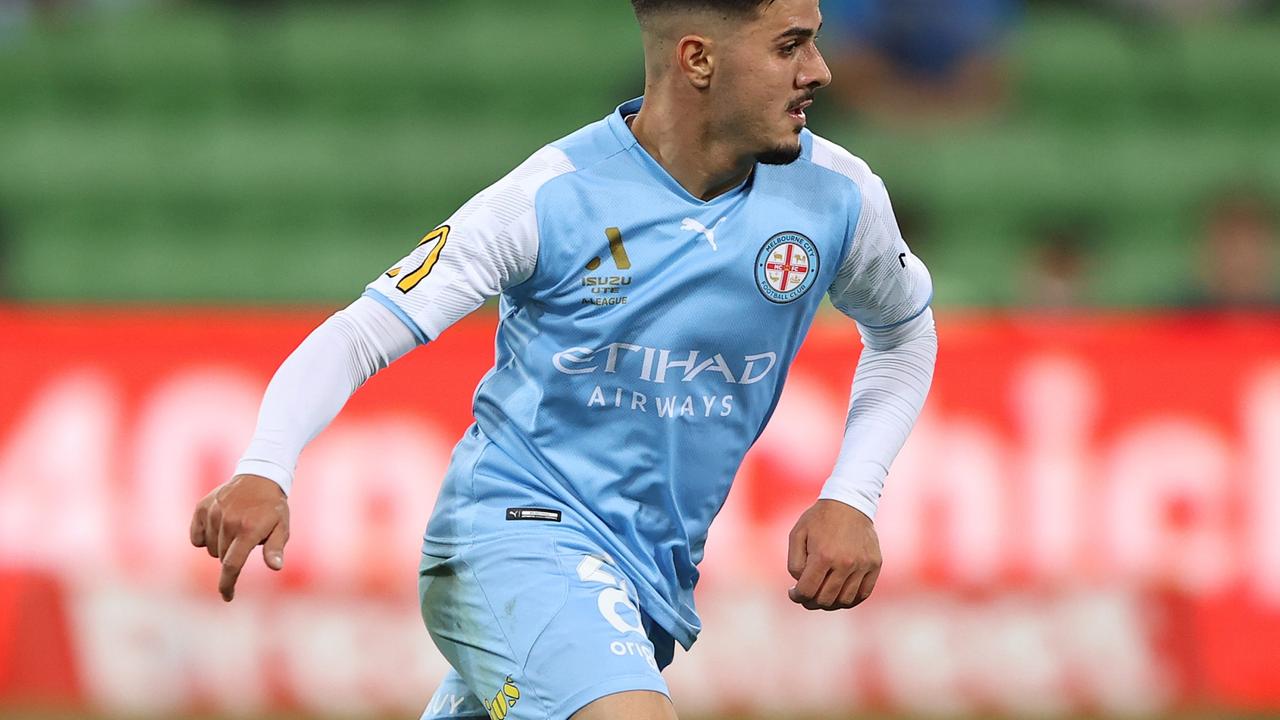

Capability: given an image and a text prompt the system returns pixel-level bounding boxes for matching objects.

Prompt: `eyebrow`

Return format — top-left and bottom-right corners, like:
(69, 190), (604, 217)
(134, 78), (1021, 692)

(776, 22), (822, 42)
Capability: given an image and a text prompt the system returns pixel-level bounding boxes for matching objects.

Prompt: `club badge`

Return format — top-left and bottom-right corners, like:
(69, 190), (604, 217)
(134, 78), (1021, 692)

(755, 231), (819, 304)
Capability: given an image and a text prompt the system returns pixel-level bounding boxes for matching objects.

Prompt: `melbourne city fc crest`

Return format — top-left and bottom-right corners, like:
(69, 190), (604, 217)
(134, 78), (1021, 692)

(754, 231), (820, 304)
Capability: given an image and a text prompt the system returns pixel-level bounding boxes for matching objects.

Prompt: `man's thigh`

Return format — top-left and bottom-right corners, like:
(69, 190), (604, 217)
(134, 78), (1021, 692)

(419, 532), (671, 720)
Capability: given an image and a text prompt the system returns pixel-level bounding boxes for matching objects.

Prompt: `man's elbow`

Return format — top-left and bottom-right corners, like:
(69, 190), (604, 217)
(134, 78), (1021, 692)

(858, 307), (936, 352)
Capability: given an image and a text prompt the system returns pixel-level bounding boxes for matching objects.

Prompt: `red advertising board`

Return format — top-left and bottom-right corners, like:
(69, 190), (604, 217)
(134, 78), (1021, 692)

(0, 306), (1278, 717)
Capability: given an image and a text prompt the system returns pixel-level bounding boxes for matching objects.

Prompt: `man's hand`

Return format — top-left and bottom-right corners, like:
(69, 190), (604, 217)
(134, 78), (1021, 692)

(787, 499), (882, 611)
(189, 474), (290, 602)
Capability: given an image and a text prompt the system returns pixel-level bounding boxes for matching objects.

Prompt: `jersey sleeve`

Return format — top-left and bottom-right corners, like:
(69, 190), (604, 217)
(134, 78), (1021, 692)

(234, 295), (419, 495)
(364, 145), (576, 342)
(811, 137), (933, 329)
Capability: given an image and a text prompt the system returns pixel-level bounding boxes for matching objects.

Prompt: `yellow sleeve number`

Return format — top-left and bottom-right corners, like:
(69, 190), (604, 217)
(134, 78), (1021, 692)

(387, 225), (450, 294)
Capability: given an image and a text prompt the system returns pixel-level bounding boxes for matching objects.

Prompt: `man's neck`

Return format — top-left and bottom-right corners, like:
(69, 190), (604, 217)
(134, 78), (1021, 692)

(628, 92), (755, 202)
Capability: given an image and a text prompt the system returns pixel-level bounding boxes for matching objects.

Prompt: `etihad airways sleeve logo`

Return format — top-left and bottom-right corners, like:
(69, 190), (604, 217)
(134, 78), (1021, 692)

(552, 344), (777, 385)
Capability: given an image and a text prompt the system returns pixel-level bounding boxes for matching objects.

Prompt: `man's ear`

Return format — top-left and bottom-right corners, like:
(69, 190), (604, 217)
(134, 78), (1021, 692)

(676, 35), (714, 89)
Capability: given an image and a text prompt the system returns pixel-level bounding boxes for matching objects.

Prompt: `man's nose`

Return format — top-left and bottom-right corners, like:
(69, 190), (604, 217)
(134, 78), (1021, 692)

(800, 48), (833, 90)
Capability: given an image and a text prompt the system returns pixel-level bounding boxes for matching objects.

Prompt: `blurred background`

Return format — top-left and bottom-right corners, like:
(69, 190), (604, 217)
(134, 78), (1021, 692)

(1, 0), (1278, 719)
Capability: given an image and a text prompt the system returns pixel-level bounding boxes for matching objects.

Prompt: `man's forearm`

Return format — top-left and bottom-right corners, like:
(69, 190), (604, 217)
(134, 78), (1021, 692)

(819, 309), (937, 520)
(234, 295), (419, 495)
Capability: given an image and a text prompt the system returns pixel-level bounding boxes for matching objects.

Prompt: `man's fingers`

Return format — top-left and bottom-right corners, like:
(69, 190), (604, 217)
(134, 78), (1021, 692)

(216, 517), (236, 561)
(204, 506), (222, 559)
(835, 570), (866, 608)
(192, 475), (292, 602)
(814, 565), (853, 609)
(853, 565), (881, 607)
(788, 556), (829, 605)
(189, 505), (208, 547)
(790, 585), (826, 608)
(218, 534), (257, 602)
(786, 526), (808, 581)
(262, 522), (288, 571)
(784, 500), (883, 611)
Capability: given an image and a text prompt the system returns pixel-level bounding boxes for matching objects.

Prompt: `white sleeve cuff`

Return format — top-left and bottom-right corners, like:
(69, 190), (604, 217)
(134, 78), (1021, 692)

(819, 460), (886, 521)
(233, 459), (296, 496)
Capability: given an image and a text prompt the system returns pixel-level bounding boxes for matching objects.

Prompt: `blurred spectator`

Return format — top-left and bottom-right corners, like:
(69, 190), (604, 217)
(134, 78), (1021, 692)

(1018, 220), (1096, 309)
(1181, 188), (1278, 308)
(824, 0), (1021, 126)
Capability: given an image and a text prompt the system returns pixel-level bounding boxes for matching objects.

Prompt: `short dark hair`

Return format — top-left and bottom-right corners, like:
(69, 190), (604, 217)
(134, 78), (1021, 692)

(630, 0), (775, 19)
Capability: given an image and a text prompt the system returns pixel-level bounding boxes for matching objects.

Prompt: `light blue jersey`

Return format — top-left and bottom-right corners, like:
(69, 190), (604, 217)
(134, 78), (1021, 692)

(366, 98), (932, 652)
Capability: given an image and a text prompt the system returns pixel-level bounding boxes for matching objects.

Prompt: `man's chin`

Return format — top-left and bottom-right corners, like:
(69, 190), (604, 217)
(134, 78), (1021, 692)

(756, 141), (803, 166)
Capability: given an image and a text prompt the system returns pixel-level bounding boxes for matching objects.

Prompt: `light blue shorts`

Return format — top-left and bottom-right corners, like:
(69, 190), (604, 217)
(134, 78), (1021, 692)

(417, 531), (675, 720)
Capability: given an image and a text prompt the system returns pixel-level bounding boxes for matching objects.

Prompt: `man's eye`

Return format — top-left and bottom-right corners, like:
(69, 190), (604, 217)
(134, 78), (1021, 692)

(781, 43), (799, 56)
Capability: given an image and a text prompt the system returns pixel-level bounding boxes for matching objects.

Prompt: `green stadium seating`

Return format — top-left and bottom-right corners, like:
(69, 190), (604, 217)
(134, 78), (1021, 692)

(0, 2), (1276, 305)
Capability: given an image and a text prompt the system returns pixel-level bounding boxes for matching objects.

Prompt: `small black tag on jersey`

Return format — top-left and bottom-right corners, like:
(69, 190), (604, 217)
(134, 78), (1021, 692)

(506, 507), (562, 522)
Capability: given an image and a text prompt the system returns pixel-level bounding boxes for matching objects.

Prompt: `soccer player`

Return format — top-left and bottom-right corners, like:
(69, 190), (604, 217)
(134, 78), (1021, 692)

(189, 0), (937, 718)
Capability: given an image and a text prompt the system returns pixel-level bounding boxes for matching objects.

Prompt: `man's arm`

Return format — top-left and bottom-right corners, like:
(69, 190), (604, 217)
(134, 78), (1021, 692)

(787, 311), (937, 610)
(190, 296), (418, 601)
(788, 143), (937, 611)
(191, 145), (576, 602)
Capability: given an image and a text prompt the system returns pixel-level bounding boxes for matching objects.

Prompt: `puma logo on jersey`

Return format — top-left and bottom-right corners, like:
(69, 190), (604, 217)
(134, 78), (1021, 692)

(681, 217), (727, 252)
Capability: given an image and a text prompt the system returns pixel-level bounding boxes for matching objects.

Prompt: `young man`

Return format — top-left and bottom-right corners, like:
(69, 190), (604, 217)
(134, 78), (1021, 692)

(189, 0), (937, 718)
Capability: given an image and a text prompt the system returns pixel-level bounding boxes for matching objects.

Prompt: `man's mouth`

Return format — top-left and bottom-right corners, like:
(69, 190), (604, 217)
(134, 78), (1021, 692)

(787, 98), (814, 123)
